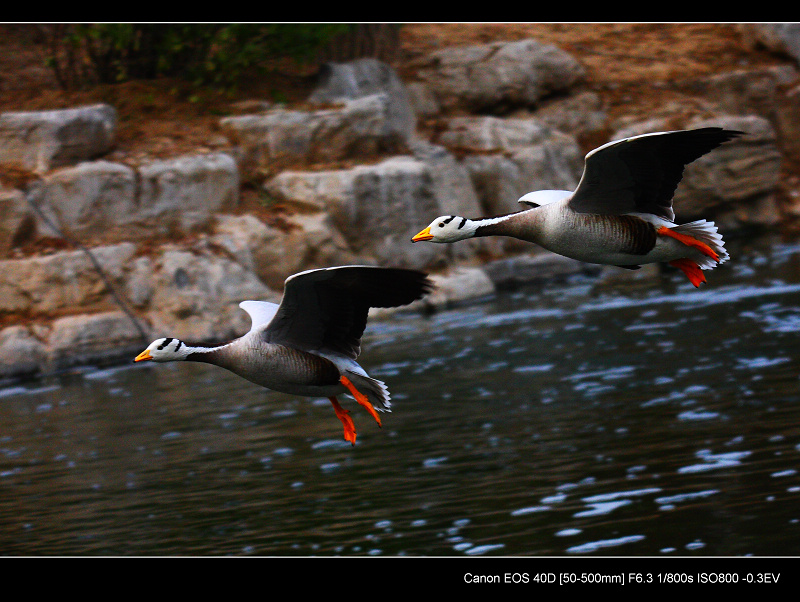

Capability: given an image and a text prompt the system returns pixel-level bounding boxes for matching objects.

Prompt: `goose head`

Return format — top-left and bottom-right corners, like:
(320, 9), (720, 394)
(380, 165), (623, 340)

(135, 337), (192, 362)
(411, 215), (476, 243)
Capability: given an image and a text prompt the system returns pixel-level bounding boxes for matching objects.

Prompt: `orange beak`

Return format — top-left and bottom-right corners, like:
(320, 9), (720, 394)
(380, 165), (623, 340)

(411, 226), (433, 243)
(134, 349), (153, 362)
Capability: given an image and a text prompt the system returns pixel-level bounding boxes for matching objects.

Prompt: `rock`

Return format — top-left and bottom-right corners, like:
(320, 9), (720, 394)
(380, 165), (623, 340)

(124, 256), (154, 308)
(339, 157), (444, 269)
(0, 104), (117, 173)
(144, 247), (275, 343)
(739, 24), (800, 66)
(137, 152), (239, 234)
(532, 91), (608, 137)
(406, 81), (441, 117)
(47, 311), (146, 370)
(0, 187), (34, 253)
(277, 212), (364, 280)
(309, 58), (416, 143)
(0, 243), (137, 314)
(27, 160), (137, 239)
(691, 66), (799, 119)
(210, 212), (362, 290)
(220, 94), (408, 180)
(775, 82), (800, 159)
(0, 325), (48, 378)
(437, 116), (583, 215)
(266, 156), (449, 269)
(409, 140), (483, 217)
(414, 38), (585, 113)
(263, 168), (355, 213)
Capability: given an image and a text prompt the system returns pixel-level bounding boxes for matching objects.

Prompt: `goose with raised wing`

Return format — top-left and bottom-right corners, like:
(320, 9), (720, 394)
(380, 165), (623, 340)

(412, 127), (742, 287)
(135, 266), (432, 445)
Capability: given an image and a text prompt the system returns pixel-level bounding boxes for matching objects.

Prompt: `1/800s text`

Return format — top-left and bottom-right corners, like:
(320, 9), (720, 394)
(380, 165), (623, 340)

(463, 572), (781, 585)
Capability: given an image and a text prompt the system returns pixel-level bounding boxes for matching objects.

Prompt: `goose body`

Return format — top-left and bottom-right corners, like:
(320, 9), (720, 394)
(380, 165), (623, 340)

(135, 266), (432, 444)
(412, 127), (743, 286)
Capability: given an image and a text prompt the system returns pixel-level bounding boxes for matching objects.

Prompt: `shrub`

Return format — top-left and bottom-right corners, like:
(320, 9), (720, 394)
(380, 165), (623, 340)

(43, 23), (374, 90)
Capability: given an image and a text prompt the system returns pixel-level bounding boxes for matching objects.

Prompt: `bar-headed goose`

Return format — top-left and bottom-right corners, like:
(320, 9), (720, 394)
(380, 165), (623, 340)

(412, 127), (743, 287)
(135, 266), (432, 445)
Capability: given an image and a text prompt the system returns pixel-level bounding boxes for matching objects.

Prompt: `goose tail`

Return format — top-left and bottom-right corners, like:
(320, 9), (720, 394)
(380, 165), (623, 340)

(345, 371), (392, 411)
(670, 220), (729, 270)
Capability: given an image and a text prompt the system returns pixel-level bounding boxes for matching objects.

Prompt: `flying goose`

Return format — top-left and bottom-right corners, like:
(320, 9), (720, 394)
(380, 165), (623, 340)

(412, 127), (743, 287)
(135, 266), (432, 445)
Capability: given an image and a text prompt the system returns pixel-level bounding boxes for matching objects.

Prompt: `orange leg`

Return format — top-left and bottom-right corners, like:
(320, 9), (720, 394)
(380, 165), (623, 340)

(329, 396), (357, 445)
(657, 226), (719, 262)
(669, 258), (707, 287)
(339, 375), (382, 427)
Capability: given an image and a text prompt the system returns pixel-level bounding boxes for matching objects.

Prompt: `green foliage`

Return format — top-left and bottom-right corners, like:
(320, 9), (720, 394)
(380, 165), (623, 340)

(45, 24), (352, 89)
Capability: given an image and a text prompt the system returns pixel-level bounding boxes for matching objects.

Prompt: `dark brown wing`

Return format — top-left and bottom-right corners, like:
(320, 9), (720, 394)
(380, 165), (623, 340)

(262, 266), (433, 359)
(568, 127), (744, 221)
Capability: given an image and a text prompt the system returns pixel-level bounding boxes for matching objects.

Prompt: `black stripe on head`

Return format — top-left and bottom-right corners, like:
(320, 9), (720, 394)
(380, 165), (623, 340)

(158, 338), (173, 350)
(458, 217), (467, 229)
(442, 216), (456, 225)
(174, 340), (183, 352)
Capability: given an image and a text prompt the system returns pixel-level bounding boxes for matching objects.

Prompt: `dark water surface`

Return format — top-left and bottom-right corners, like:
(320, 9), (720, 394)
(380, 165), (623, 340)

(2, 238), (800, 556)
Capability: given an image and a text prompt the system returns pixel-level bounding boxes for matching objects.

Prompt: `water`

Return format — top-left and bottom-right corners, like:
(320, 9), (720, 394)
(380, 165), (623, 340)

(1, 237), (800, 556)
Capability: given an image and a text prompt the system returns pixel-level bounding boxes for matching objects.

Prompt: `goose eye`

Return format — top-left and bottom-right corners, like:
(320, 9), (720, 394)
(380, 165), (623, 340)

(438, 222), (445, 228)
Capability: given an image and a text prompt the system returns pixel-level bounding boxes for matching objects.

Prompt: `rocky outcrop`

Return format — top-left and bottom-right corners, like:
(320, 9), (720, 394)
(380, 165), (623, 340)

(220, 94), (409, 181)
(0, 35), (797, 379)
(411, 38), (586, 113)
(0, 104), (117, 174)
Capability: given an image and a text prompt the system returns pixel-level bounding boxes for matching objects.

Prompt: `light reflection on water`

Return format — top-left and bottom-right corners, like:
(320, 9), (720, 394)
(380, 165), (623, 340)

(1, 237), (800, 556)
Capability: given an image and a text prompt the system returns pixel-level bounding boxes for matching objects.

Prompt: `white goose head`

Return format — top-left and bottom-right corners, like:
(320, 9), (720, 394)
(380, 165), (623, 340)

(135, 337), (193, 362)
(411, 215), (477, 243)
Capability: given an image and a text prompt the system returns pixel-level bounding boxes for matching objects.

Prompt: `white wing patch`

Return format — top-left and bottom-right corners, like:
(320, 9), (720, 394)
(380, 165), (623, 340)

(239, 300), (280, 333)
(518, 189), (572, 208)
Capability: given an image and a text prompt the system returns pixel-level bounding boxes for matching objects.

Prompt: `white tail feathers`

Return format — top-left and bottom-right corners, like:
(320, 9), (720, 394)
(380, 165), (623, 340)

(673, 220), (729, 270)
(345, 371), (392, 411)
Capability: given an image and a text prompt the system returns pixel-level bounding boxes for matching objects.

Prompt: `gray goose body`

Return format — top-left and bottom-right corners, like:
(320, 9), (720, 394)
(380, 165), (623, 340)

(412, 127), (743, 286)
(136, 266), (432, 444)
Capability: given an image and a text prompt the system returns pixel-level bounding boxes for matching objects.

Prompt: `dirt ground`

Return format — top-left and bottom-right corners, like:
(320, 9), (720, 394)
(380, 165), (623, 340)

(0, 23), (787, 166)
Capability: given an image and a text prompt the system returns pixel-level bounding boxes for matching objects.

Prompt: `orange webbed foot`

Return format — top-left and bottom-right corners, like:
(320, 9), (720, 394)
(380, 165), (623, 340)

(657, 226), (719, 262)
(339, 375), (382, 427)
(669, 258), (707, 287)
(329, 396), (357, 445)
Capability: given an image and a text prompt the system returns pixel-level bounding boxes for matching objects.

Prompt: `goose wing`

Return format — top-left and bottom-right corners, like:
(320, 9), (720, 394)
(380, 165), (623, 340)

(259, 266), (432, 359)
(239, 300), (280, 334)
(567, 127), (743, 221)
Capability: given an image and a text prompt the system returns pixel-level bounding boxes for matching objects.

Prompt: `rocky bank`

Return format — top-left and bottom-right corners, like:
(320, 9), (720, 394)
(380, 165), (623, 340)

(1, 23), (799, 380)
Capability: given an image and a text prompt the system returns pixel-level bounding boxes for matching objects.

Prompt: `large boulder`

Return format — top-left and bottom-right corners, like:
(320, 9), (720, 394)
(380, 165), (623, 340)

(265, 156), (445, 269)
(0, 325), (48, 378)
(0, 243), (137, 314)
(0, 187), (33, 253)
(309, 58), (417, 143)
(220, 94), (408, 180)
(137, 152), (239, 234)
(413, 38), (585, 114)
(27, 160), (138, 240)
(47, 311), (146, 370)
(210, 212), (363, 290)
(739, 24), (800, 66)
(0, 104), (117, 173)
(436, 116), (583, 215)
(143, 246), (275, 343)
